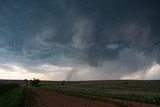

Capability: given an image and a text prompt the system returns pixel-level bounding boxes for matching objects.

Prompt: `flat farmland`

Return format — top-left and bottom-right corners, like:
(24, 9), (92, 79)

(40, 80), (160, 106)
(1, 80), (160, 107)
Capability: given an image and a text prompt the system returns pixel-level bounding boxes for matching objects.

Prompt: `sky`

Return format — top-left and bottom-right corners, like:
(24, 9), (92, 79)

(0, 0), (160, 80)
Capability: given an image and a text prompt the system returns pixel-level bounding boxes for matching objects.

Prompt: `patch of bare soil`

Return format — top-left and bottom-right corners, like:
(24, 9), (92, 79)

(32, 88), (160, 107)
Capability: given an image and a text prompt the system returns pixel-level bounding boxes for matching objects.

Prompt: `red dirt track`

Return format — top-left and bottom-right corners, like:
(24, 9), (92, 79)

(32, 88), (160, 107)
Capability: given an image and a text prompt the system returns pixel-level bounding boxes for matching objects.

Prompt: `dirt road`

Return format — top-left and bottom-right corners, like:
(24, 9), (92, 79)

(32, 88), (160, 107)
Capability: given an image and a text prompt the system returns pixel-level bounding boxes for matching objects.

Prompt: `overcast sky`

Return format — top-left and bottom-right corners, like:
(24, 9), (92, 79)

(0, 0), (160, 80)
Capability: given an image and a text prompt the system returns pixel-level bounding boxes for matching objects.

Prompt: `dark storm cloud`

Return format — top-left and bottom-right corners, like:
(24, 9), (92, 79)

(0, 0), (160, 80)
(74, 0), (160, 66)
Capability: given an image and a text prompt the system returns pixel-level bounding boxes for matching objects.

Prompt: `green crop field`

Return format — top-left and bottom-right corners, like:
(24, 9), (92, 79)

(41, 80), (160, 105)
(0, 83), (23, 107)
(0, 82), (36, 107)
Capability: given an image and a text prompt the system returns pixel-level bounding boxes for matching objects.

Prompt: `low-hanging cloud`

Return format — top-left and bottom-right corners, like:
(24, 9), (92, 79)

(0, 0), (160, 80)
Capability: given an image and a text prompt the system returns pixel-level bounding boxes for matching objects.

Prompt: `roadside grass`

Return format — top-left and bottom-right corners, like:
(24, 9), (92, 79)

(0, 83), (20, 96)
(0, 83), (37, 107)
(22, 88), (37, 107)
(41, 83), (160, 105)
(0, 87), (23, 107)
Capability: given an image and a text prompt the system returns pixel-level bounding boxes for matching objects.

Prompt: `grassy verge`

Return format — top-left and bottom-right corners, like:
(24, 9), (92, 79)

(0, 83), (20, 96)
(41, 84), (160, 105)
(0, 87), (24, 107)
(0, 82), (37, 107)
(22, 88), (37, 107)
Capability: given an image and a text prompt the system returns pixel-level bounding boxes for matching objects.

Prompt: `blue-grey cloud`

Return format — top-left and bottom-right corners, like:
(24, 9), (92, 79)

(0, 0), (160, 80)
